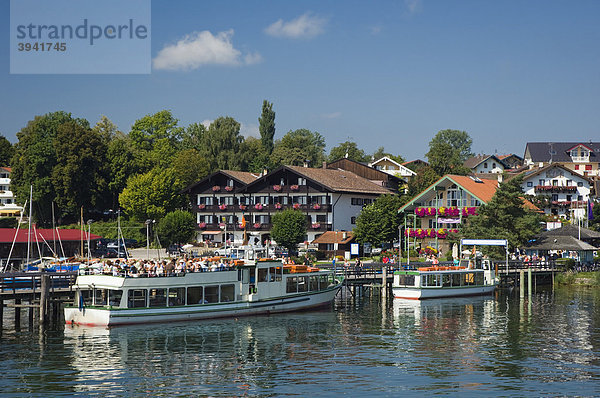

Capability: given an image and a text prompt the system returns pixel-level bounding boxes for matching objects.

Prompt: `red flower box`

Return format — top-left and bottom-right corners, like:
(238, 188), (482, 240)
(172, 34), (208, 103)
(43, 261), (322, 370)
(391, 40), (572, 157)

(273, 185), (282, 191)
(212, 186), (221, 192)
(239, 204), (247, 211)
(293, 203), (300, 209)
(253, 223), (261, 229)
(198, 204), (206, 209)
(198, 222), (206, 229)
(290, 185), (299, 191)
(218, 204), (227, 210)
(275, 203), (282, 209)
(254, 203), (263, 210)
(225, 186), (233, 192)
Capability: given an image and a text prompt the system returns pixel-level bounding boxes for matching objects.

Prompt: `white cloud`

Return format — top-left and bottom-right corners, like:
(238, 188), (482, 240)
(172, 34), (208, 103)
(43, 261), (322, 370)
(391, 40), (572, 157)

(322, 112), (342, 119)
(153, 30), (261, 71)
(404, 0), (423, 15)
(265, 13), (326, 39)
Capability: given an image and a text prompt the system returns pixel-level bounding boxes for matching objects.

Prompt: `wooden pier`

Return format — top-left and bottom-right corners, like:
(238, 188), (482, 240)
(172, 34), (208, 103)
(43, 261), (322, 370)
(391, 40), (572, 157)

(0, 271), (77, 328)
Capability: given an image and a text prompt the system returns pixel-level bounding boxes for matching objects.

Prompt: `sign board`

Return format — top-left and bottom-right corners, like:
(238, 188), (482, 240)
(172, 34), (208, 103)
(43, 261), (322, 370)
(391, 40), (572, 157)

(350, 243), (359, 255)
(461, 239), (507, 246)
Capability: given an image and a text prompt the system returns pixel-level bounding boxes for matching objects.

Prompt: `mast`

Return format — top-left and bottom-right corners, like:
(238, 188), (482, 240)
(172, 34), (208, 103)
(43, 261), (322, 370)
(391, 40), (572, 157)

(80, 206), (84, 259)
(52, 201), (56, 256)
(26, 185), (32, 267)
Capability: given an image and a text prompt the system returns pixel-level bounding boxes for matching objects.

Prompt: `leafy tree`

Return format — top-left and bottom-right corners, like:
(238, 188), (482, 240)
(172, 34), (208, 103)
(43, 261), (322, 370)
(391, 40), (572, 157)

(0, 134), (14, 166)
(238, 136), (269, 173)
(461, 175), (542, 257)
(119, 168), (184, 221)
(589, 201), (600, 232)
(372, 146), (404, 165)
(328, 141), (369, 163)
(354, 195), (404, 246)
(407, 166), (440, 197)
(92, 115), (120, 144)
(201, 116), (244, 171)
(51, 120), (107, 217)
(11, 111), (90, 224)
(129, 110), (182, 152)
(426, 129), (473, 176)
(181, 122), (207, 152)
(270, 129), (326, 168)
(105, 136), (140, 209)
(171, 149), (210, 188)
(157, 210), (196, 246)
(271, 209), (307, 254)
(258, 100), (275, 155)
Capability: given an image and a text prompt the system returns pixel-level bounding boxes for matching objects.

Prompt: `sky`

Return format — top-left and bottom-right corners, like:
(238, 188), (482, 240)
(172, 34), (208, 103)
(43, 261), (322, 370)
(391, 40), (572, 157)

(1, 0), (599, 161)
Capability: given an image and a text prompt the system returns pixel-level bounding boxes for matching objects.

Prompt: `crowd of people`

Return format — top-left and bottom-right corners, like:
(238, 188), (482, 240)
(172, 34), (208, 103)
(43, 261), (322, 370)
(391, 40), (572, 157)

(86, 257), (238, 277)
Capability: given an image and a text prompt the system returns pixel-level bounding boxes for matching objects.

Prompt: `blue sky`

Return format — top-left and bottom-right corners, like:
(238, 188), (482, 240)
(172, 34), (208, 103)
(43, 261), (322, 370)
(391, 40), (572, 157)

(1, 0), (599, 161)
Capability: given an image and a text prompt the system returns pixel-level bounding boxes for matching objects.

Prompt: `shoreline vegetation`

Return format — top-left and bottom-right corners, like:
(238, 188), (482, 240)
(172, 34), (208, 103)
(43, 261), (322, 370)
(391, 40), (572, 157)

(555, 271), (600, 286)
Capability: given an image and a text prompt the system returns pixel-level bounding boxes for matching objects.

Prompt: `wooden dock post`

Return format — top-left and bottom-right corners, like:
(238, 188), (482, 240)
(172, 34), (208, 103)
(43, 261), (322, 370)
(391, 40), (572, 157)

(381, 267), (387, 298)
(519, 270), (525, 298)
(527, 268), (532, 296)
(14, 298), (21, 328)
(0, 298), (3, 329)
(39, 274), (50, 324)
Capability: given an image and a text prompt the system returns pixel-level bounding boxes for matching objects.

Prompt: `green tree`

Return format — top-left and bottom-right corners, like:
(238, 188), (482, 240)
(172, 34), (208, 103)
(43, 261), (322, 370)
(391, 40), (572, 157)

(407, 166), (440, 197)
(129, 110), (183, 152)
(461, 175), (542, 257)
(201, 117), (244, 171)
(354, 195), (403, 246)
(0, 134), (14, 166)
(171, 149), (210, 188)
(372, 146), (404, 165)
(11, 111), (90, 224)
(271, 209), (307, 254)
(92, 115), (120, 144)
(51, 120), (107, 217)
(157, 210), (196, 246)
(270, 129), (326, 168)
(426, 129), (473, 176)
(238, 136), (269, 173)
(258, 100), (275, 155)
(181, 122), (207, 152)
(589, 201), (600, 232)
(328, 141), (369, 163)
(106, 136), (140, 209)
(119, 168), (184, 221)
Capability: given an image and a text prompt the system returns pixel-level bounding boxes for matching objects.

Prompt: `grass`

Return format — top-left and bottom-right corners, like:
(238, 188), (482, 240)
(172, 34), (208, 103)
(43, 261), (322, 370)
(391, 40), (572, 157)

(555, 270), (600, 286)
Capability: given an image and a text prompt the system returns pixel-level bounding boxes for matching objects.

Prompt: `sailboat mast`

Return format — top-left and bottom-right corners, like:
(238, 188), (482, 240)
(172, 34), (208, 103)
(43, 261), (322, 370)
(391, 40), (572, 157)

(26, 185), (32, 267)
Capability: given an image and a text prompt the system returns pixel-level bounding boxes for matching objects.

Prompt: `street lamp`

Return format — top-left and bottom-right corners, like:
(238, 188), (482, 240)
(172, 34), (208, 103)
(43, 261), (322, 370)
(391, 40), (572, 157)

(145, 219), (153, 260)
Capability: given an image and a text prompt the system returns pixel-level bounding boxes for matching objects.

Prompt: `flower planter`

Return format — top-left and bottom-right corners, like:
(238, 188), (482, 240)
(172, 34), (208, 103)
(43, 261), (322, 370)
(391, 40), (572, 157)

(212, 186), (221, 192)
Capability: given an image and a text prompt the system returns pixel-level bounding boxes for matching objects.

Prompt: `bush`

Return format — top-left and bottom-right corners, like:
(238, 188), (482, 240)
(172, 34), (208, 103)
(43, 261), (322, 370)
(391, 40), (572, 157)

(556, 258), (576, 270)
(0, 217), (17, 228)
(555, 271), (577, 285)
(314, 250), (327, 260)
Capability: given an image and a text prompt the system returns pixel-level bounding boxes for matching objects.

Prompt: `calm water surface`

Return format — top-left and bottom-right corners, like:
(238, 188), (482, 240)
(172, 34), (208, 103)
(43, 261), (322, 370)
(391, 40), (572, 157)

(1, 287), (600, 397)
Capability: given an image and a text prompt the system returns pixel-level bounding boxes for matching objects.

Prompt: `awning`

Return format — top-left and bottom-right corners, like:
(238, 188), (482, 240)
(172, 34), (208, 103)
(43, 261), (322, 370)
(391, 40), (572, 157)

(201, 230), (223, 235)
(0, 209), (20, 214)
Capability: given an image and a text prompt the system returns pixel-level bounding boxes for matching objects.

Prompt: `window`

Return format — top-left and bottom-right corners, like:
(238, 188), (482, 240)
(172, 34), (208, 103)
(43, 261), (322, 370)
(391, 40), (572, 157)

(351, 198), (363, 206)
(578, 195), (583, 201)
(527, 182), (533, 187)
(227, 179), (234, 187)
(351, 216), (356, 225)
(310, 276), (319, 291)
(109, 290), (123, 307)
(128, 289), (147, 308)
(297, 276), (308, 292)
(168, 288), (185, 306)
(586, 165), (592, 170)
(539, 179), (545, 186)
(94, 289), (108, 306)
(566, 180), (572, 186)
(187, 286), (203, 304)
(220, 285), (235, 302)
(269, 267), (282, 282)
(552, 180), (558, 186)
(287, 276), (298, 293)
(224, 196), (234, 205)
(575, 165), (580, 170)
(298, 177), (307, 185)
(396, 274), (415, 287)
(492, 163), (496, 169)
(363, 199), (373, 206)
(578, 182), (584, 187)
(149, 288), (167, 307)
(204, 286), (219, 303)
(483, 162), (488, 168)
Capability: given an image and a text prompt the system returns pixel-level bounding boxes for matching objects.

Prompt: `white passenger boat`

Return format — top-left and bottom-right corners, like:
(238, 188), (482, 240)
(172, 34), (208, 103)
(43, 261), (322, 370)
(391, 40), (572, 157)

(64, 259), (342, 326)
(392, 259), (497, 300)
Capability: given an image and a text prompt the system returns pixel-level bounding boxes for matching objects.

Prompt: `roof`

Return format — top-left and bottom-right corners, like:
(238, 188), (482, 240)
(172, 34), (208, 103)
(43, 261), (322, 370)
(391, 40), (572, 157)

(0, 228), (101, 243)
(220, 170), (260, 184)
(402, 159), (429, 167)
(524, 142), (600, 163)
(540, 224), (600, 240)
(369, 157), (416, 176)
(285, 166), (392, 194)
(311, 231), (354, 245)
(0, 167), (11, 172)
(463, 154), (507, 170)
(526, 235), (598, 251)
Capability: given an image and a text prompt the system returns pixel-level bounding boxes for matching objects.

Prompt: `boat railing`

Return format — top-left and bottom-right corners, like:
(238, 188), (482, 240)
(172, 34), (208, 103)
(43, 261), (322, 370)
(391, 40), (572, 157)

(77, 265), (238, 278)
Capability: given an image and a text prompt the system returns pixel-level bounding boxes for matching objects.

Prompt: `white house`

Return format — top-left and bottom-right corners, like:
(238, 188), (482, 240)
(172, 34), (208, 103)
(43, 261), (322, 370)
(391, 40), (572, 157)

(463, 155), (507, 174)
(0, 167), (23, 218)
(368, 157), (416, 179)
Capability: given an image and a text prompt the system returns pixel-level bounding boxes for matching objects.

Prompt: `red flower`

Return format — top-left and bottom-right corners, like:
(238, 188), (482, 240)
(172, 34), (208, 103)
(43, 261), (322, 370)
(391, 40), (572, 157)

(198, 204), (206, 209)
(225, 186), (233, 192)
(253, 223), (261, 229)
(219, 204), (227, 210)
(272, 184), (282, 191)
(212, 186), (221, 192)
(254, 203), (263, 210)
(198, 222), (206, 228)
(293, 203), (300, 209)
(312, 203), (321, 210)
(275, 203), (282, 209)
(239, 204), (247, 211)
(290, 185), (299, 191)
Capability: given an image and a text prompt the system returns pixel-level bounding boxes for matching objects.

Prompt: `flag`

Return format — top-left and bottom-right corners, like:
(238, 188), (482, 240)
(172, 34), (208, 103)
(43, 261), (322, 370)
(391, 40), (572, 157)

(240, 216), (246, 229)
(589, 200), (595, 221)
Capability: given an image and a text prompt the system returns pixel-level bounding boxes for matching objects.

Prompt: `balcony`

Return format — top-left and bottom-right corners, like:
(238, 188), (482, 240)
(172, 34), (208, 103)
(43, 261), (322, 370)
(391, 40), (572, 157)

(550, 200), (586, 208)
(534, 185), (577, 193)
(196, 203), (332, 213)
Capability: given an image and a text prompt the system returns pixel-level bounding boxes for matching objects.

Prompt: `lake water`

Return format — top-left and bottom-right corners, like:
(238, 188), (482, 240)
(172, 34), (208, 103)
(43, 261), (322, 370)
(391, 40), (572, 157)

(1, 286), (599, 397)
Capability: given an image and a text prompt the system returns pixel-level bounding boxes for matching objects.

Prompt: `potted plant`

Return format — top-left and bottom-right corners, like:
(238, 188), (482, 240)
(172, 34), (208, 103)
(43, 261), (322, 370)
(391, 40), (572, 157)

(198, 222), (207, 229)
(239, 204), (247, 211)
(273, 184), (282, 191)
(275, 203), (282, 210)
(198, 204), (206, 209)
(254, 203), (263, 210)
(290, 184), (299, 191)
(311, 223), (321, 229)
(212, 185), (221, 192)
(253, 223), (261, 229)
(218, 204), (227, 210)
(293, 203), (300, 209)
(312, 203), (321, 210)
(225, 186), (233, 192)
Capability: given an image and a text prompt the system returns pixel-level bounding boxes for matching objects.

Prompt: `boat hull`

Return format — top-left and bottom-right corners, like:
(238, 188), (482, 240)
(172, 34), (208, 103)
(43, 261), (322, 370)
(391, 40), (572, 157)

(65, 286), (340, 327)
(392, 285), (495, 300)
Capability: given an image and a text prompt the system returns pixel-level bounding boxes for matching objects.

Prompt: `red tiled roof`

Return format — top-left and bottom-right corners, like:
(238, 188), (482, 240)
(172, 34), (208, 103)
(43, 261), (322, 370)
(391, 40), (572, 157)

(312, 231), (354, 245)
(0, 228), (101, 243)
(447, 175), (499, 203)
(221, 170), (260, 184)
(286, 166), (392, 194)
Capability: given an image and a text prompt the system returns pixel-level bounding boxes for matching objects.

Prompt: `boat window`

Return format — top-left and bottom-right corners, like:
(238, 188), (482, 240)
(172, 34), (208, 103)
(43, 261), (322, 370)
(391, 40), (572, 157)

(396, 274), (415, 287)
(149, 288), (167, 307)
(94, 289), (108, 306)
(109, 290), (123, 307)
(128, 289), (147, 308)
(286, 276), (298, 293)
(310, 276), (319, 291)
(475, 272), (484, 285)
(187, 286), (204, 304)
(442, 274), (451, 287)
(423, 274), (441, 287)
(269, 267), (282, 282)
(319, 275), (329, 290)
(258, 268), (269, 282)
(204, 286), (219, 303)
(220, 284), (235, 302)
(452, 273), (462, 287)
(297, 276), (308, 292)
(464, 273), (475, 286)
(80, 290), (93, 306)
(168, 288), (185, 306)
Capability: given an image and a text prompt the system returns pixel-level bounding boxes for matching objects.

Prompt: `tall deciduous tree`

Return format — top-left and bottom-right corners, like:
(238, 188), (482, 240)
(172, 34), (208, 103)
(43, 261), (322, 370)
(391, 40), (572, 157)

(354, 195), (404, 246)
(271, 209), (307, 254)
(258, 100), (275, 155)
(328, 141), (369, 162)
(129, 110), (182, 151)
(270, 129), (326, 168)
(372, 146), (404, 164)
(171, 149), (210, 188)
(461, 175), (542, 256)
(426, 129), (473, 176)
(0, 134), (14, 166)
(11, 111), (90, 224)
(407, 166), (440, 197)
(119, 168), (184, 221)
(157, 210), (196, 246)
(201, 116), (244, 172)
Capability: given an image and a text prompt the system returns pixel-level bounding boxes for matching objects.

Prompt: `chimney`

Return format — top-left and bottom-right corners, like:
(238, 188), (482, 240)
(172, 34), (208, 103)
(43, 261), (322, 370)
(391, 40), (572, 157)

(497, 173), (503, 185)
(322, 161), (327, 169)
(342, 231), (347, 239)
(303, 159), (310, 168)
